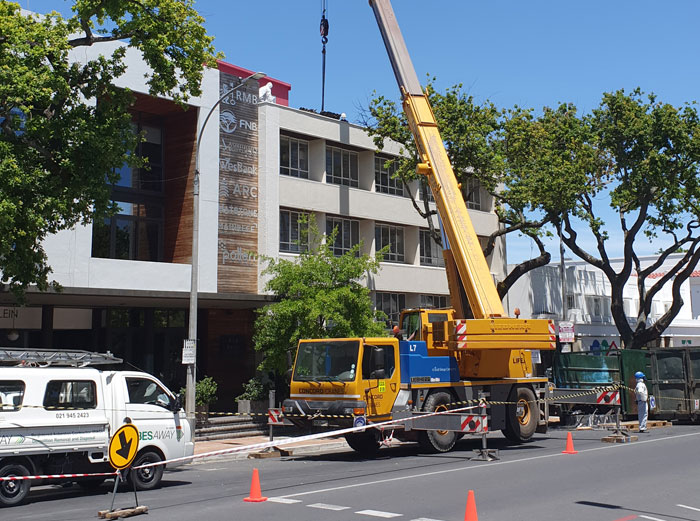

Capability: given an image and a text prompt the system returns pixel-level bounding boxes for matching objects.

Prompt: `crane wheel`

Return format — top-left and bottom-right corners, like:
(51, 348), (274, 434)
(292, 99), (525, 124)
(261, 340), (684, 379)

(417, 391), (458, 453)
(502, 386), (537, 443)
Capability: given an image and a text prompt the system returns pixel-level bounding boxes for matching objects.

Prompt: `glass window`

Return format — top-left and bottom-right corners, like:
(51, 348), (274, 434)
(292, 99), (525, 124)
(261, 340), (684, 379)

(420, 294), (448, 309)
(462, 177), (481, 210)
(326, 216), (360, 256)
(126, 377), (172, 409)
(375, 224), (404, 263)
(280, 136), (309, 178)
(44, 380), (97, 409)
(294, 340), (360, 381)
(280, 209), (308, 253)
(0, 380), (25, 411)
(375, 291), (405, 326)
(361, 344), (396, 379)
(93, 201), (163, 261)
(420, 229), (444, 266)
(374, 156), (404, 196)
(326, 146), (359, 187)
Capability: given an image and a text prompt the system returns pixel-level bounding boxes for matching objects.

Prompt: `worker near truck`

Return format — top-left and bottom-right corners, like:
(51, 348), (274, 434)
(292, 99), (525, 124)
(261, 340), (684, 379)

(635, 371), (648, 432)
(392, 325), (404, 341)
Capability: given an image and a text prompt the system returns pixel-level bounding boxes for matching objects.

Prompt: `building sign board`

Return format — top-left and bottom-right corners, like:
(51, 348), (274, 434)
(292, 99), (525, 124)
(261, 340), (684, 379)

(218, 72), (260, 292)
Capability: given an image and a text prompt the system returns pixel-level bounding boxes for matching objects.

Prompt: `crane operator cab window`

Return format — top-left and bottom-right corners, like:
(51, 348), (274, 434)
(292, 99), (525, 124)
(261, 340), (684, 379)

(400, 313), (421, 341)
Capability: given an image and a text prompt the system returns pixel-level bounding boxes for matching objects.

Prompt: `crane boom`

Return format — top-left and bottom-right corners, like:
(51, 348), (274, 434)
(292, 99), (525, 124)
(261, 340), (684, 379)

(370, 0), (504, 319)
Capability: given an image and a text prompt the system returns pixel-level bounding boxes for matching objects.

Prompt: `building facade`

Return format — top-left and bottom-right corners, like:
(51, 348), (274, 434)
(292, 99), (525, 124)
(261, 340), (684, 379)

(0, 44), (506, 409)
(508, 254), (700, 352)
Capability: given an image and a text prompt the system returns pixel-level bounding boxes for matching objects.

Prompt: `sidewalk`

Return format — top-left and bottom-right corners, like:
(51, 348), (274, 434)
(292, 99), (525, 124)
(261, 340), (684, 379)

(192, 434), (350, 463)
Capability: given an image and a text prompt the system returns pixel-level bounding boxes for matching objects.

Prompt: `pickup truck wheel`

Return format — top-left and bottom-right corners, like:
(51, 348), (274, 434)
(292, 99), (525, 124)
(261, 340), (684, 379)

(502, 386), (538, 443)
(0, 463), (31, 507)
(417, 391), (458, 453)
(345, 431), (380, 457)
(129, 450), (164, 491)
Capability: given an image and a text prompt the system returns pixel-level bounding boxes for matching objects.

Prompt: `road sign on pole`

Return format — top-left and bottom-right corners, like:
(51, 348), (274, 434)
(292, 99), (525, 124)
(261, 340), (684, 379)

(559, 321), (575, 343)
(109, 424), (140, 470)
(182, 339), (196, 365)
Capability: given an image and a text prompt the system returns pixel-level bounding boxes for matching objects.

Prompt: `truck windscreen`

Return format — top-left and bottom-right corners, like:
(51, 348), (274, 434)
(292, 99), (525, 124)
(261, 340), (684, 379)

(294, 340), (360, 382)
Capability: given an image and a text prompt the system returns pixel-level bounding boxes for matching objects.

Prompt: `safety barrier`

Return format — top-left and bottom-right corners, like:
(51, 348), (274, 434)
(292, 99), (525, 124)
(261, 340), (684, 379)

(0, 402), (486, 481)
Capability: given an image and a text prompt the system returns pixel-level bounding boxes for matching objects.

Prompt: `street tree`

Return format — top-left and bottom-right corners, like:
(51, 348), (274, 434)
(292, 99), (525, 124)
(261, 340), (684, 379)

(365, 82), (590, 297)
(254, 218), (387, 375)
(0, 0), (219, 299)
(559, 89), (700, 349)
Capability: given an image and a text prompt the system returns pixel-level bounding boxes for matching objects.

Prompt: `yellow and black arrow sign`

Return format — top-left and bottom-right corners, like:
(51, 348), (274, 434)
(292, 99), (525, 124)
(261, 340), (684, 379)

(109, 423), (139, 470)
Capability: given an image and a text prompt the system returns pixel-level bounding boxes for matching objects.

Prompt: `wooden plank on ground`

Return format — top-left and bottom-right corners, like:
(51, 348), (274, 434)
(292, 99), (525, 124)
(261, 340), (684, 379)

(98, 506), (149, 519)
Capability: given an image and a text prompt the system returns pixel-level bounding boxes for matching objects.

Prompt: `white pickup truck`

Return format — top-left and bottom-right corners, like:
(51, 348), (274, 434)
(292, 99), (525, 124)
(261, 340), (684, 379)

(0, 349), (193, 506)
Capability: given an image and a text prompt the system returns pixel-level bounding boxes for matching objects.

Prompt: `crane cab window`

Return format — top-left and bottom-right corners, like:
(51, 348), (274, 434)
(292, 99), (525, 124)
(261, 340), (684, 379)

(362, 344), (395, 380)
(401, 313), (421, 341)
(44, 380), (97, 409)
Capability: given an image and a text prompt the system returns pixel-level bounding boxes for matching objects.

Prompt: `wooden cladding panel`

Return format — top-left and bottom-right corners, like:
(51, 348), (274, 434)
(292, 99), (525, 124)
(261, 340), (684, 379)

(163, 109), (197, 263)
(217, 72), (260, 293)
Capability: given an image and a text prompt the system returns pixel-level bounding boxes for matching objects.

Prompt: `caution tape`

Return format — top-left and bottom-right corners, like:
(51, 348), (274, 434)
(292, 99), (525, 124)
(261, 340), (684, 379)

(0, 471), (117, 482)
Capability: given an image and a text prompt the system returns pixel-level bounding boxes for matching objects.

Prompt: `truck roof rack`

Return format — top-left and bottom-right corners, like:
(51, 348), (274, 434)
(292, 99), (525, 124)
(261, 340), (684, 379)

(0, 348), (123, 367)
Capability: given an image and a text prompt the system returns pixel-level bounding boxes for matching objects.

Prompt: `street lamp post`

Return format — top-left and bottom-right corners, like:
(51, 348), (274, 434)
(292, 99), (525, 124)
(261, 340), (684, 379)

(185, 71), (266, 435)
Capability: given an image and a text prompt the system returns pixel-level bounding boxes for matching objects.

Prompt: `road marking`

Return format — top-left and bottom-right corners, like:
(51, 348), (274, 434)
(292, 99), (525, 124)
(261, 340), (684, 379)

(639, 516), (667, 521)
(268, 497), (302, 504)
(677, 504), (700, 512)
(356, 510), (403, 518)
(279, 432), (700, 499)
(308, 503), (351, 511)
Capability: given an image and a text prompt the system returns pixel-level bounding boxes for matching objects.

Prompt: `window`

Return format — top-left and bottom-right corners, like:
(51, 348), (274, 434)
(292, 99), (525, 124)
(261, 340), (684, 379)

(362, 344), (395, 379)
(326, 216), (360, 256)
(92, 120), (164, 261)
(462, 177), (481, 210)
(0, 381), (25, 411)
(566, 294), (577, 311)
(126, 377), (172, 409)
(375, 224), (404, 262)
(375, 292), (406, 326)
(326, 146), (358, 187)
(420, 295), (448, 309)
(92, 201), (163, 261)
(280, 136), (309, 178)
(375, 156), (403, 196)
(115, 124), (164, 192)
(420, 229), (444, 266)
(44, 380), (97, 409)
(280, 209), (308, 253)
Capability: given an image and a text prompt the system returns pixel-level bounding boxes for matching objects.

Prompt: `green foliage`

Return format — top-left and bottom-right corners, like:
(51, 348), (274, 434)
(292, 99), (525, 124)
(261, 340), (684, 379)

(235, 377), (267, 402)
(0, 1), (220, 299)
(254, 216), (387, 374)
(194, 376), (218, 407)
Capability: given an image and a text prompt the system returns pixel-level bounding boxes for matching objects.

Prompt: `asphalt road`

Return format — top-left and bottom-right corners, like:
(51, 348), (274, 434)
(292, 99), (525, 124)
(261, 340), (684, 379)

(7, 425), (700, 521)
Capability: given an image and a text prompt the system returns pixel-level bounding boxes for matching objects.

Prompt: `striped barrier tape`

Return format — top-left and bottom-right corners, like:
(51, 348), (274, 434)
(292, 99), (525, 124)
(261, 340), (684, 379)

(0, 403), (486, 481)
(0, 471), (117, 482)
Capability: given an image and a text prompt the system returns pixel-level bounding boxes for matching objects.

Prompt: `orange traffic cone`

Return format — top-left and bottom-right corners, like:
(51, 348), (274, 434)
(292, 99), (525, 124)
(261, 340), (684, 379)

(562, 431), (578, 454)
(464, 489), (478, 521)
(243, 468), (268, 502)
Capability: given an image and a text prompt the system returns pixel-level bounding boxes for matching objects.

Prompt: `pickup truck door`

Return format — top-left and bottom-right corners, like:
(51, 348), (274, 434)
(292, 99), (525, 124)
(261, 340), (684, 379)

(123, 376), (185, 453)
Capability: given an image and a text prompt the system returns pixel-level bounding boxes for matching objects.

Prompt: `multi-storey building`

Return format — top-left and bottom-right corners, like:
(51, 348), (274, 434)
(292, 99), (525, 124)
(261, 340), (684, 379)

(0, 43), (505, 408)
(508, 254), (700, 352)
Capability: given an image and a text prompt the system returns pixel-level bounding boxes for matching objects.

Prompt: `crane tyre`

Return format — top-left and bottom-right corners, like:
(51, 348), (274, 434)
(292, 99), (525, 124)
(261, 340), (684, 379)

(345, 431), (380, 457)
(502, 386), (538, 443)
(417, 391), (458, 453)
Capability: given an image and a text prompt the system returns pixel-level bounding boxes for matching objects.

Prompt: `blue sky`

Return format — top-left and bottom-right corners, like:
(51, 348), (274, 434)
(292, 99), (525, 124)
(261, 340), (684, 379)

(26, 0), (700, 263)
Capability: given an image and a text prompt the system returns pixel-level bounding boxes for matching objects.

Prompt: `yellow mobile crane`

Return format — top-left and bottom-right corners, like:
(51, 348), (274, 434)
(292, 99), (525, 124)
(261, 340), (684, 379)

(282, 0), (555, 455)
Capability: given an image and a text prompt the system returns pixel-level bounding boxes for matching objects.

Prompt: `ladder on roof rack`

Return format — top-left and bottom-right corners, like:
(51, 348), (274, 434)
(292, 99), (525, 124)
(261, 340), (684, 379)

(0, 348), (122, 367)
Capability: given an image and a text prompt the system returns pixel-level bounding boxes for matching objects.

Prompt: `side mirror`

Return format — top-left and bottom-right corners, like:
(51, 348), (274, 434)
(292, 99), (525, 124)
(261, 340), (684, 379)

(170, 394), (183, 412)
